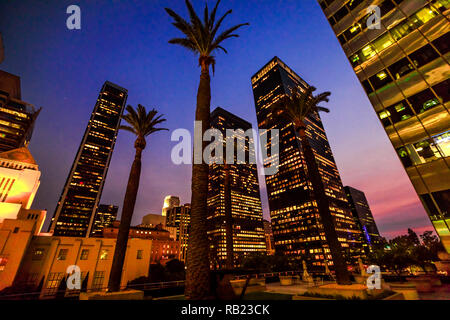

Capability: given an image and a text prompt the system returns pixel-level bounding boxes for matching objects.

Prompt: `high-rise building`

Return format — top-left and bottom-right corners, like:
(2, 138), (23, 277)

(318, 0), (449, 251)
(207, 107), (266, 267)
(49, 81), (128, 237)
(344, 186), (382, 251)
(91, 204), (118, 237)
(251, 57), (364, 268)
(0, 70), (40, 152)
(166, 203), (191, 261)
(162, 195), (180, 216)
(263, 219), (275, 255)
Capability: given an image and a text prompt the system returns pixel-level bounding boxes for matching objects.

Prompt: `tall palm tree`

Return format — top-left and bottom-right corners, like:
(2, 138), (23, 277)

(165, 0), (248, 299)
(272, 86), (352, 285)
(108, 104), (167, 292)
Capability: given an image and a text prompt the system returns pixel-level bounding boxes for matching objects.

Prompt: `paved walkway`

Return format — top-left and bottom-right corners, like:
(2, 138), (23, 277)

(419, 284), (450, 300)
(265, 280), (336, 295)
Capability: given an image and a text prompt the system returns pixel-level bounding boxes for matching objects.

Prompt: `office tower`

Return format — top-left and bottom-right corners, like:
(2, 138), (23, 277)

(91, 204), (118, 237)
(141, 213), (166, 226)
(166, 203), (191, 261)
(0, 70), (40, 152)
(263, 219), (275, 255)
(49, 81), (127, 237)
(318, 0), (450, 251)
(251, 57), (364, 268)
(162, 195), (180, 216)
(344, 186), (382, 251)
(207, 107), (266, 267)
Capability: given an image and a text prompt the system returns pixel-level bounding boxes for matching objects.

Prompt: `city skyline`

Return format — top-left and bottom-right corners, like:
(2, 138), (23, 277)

(0, 0), (434, 239)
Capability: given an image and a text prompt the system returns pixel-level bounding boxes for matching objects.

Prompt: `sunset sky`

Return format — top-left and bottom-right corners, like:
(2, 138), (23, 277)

(0, 0), (434, 238)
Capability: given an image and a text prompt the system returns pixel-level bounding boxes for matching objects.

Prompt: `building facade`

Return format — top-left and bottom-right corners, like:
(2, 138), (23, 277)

(263, 219), (275, 255)
(166, 203), (191, 261)
(251, 57), (364, 269)
(0, 70), (40, 153)
(318, 0), (450, 252)
(344, 186), (382, 251)
(207, 107), (266, 267)
(90, 204), (118, 237)
(162, 195), (180, 217)
(49, 81), (127, 237)
(0, 147), (45, 222)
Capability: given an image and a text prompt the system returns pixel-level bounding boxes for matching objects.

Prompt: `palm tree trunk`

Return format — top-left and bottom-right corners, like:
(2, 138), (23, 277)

(224, 162), (234, 269)
(297, 125), (351, 285)
(185, 65), (212, 299)
(108, 147), (142, 292)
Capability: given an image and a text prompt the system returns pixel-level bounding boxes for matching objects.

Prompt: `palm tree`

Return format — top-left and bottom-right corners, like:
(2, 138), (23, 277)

(108, 104), (167, 292)
(165, 0), (248, 299)
(272, 86), (351, 285)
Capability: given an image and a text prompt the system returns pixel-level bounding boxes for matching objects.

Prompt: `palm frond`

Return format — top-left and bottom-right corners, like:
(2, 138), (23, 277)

(121, 104), (168, 139)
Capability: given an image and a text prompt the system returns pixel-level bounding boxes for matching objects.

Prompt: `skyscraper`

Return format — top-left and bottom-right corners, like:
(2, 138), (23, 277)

(318, 0), (449, 251)
(91, 204), (118, 237)
(166, 203), (191, 261)
(49, 81), (127, 237)
(344, 186), (382, 251)
(251, 57), (364, 269)
(162, 195), (180, 216)
(263, 219), (275, 255)
(0, 70), (40, 152)
(207, 107), (266, 267)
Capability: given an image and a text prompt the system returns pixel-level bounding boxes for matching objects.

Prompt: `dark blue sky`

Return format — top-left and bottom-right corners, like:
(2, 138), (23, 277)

(0, 0), (432, 237)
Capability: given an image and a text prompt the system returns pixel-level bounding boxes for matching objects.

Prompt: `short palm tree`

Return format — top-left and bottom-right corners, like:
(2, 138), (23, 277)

(272, 86), (352, 285)
(165, 0), (248, 299)
(108, 104), (167, 292)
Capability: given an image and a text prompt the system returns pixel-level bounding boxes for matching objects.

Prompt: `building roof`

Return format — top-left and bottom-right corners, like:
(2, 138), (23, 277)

(0, 147), (37, 165)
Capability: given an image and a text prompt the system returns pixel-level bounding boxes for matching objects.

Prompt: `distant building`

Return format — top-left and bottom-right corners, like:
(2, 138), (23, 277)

(102, 221), (180, 265)
(162, 195), (180, 217)
(141, 213), (166, 227)
(49, 81), (128, 237)
(0, 147), (46, 223)
(166, 203), (191, 261)
(344, 186), (382, 251)
(207, 107), (266, 268)
(318, 0), (450, 252)
(90, 204), (118, 237)
(263, 220), (275, 255)
(0, 70), (40, 153)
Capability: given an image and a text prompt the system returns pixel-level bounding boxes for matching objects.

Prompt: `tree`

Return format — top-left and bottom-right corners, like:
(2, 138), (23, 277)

(271, 86), (351, 285)
(407, 228), (420, 246)
(165, 0), (248, 299)
(108, 105), (167, 292)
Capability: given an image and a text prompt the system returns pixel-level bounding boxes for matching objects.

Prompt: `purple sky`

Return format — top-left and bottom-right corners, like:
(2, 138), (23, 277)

(0, 0), (433, 238)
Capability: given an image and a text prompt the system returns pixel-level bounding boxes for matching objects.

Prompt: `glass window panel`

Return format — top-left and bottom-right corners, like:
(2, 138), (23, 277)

(408, 88), (440, 113)
(388, 57), (415, 79)
(409, 44), (439, 68)
(432, 79), (450, 103)
(432, 32), (450, 56)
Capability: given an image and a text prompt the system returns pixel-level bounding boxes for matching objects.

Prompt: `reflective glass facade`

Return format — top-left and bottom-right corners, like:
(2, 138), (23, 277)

(166, 203), (191, 261)
(319, 0), (450, 252)
(251, 57), (364, 269)
(207, 107), (266, 267)
(49, 81), (127, 237)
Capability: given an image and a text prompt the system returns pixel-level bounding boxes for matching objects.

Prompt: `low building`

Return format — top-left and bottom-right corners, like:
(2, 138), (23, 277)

(0, 215), (174, 296)
(141, 213), (166, 227)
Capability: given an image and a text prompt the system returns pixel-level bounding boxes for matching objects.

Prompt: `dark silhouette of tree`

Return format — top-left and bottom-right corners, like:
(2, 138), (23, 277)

(165, 0), (248, 299)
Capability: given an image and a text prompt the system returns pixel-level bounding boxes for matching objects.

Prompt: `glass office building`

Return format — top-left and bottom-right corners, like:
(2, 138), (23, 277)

(251, 57), (364, 269)
(91, 204), (118, 237)
(345, 186), (382, 252)
(318, 0), (450, 251)
(207, 107), (266, 267)
(49, 81), (127, 237)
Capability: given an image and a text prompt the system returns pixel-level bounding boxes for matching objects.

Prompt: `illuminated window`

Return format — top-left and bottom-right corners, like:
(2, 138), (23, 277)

(100, 249), (109, 260)
(32, 248), (45, 261)
(80, 249), (89, 260)
(57, 249), (68, 261)
(137, 250), (143, 259)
